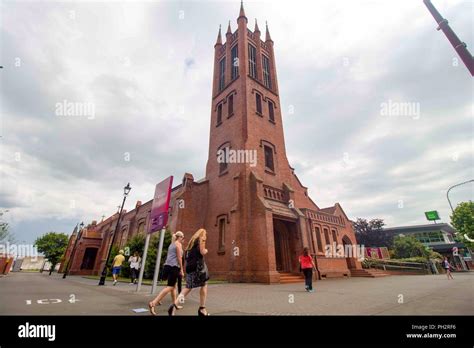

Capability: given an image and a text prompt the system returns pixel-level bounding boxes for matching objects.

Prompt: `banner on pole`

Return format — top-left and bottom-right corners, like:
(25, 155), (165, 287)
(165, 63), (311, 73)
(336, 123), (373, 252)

(148, 176), (173, 234)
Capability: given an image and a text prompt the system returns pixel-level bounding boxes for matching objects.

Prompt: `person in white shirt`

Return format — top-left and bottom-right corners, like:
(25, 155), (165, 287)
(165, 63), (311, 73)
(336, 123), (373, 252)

(128, 251), (141, 284)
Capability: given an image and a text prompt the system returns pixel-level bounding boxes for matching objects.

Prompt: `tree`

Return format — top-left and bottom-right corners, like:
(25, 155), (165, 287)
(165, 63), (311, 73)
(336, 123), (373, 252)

(145, 229), (172, 279)
(34, 232), (69, 275)
(392, 235), (429, 259)
(450, 201), (474, 241)
(0, 211), (15, 244)
(353, 218), (393, 248)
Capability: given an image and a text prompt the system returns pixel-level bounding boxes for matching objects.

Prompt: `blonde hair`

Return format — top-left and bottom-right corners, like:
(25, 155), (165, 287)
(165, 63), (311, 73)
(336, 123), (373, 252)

(186, 228), (207, 251)
(172, 231), (184, 242)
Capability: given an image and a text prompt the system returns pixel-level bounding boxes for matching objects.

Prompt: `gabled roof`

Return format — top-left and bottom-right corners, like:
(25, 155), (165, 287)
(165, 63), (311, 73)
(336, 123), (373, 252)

(320, 206), (336, 214)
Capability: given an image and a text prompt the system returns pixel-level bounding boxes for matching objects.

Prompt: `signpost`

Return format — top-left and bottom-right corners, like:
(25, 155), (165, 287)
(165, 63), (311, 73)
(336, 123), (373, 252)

(424, 210), (440, 223)
(136, 176), (173, 293)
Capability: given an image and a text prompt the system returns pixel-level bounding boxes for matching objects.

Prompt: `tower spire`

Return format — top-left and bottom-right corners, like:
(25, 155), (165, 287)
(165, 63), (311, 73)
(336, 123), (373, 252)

(265, 21), (272, 42)
(215, 24), (222, 45)
(238, 0), (247, 23)
(254, 19), (260, 33)
(226, 20), (232, 35)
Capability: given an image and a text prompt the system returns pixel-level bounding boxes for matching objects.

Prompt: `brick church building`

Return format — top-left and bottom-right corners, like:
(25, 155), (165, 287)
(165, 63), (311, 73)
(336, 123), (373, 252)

(62, 2), (362, 283)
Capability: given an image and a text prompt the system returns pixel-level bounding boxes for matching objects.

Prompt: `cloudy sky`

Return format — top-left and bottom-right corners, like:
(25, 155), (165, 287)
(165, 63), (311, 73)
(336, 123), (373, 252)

(1, 0), (472, 244)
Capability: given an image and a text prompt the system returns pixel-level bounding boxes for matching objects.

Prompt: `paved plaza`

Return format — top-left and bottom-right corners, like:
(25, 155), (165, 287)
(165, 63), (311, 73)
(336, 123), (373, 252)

(0, 272), (472, 315)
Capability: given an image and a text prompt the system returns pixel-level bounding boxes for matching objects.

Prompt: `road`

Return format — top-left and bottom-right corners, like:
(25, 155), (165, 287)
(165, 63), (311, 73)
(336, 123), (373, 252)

(0, 271), (472, 315)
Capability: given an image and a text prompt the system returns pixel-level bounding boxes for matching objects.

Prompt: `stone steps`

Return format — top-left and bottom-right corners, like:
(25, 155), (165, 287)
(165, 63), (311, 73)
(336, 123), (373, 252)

(279, 272), (305, 283)
(350, 269), (390, 278)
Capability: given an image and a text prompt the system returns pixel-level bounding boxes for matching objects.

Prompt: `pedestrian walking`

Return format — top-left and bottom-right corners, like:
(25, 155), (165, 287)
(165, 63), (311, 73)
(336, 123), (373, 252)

(128, 251), (141, 284)
(112, 250), (125, 286)
(299, 247), (316, 292)
(442, 257), (454, 280)
(148, 231), (185, 315)
(169, 228), (209, 316)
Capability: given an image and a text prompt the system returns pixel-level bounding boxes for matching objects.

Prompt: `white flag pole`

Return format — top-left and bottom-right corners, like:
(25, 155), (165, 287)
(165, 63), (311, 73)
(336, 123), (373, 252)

(151, 228), (166, 294)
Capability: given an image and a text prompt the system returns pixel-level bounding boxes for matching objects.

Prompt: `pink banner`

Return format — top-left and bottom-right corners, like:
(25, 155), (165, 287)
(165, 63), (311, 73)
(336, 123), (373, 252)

(148, 176), (173, 234)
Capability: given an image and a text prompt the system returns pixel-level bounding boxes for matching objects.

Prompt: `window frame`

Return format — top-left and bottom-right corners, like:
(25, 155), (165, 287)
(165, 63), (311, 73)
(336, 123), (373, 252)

(231, 44), (239, 80)
(228, 94), (234, 117)
(218, 217), (226, 254)
(268, 100), (275, 123)
(262, 54), (272, 89)
(256, 93), (262, 115)
(216, 103), (223, 126)
(315, 226), (323, 253)
(248, 43), (257, 79)
(264, 144), (275, 172)
(219, 57), (226, 91)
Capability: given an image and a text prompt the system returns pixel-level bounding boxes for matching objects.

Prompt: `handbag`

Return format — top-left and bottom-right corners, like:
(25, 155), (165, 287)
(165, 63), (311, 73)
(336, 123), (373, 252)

(197, 259), (209, 282)
(160, 265), (170, 281)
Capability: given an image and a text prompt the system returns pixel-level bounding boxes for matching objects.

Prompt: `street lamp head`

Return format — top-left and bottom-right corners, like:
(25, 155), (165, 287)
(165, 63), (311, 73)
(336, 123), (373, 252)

(80, 221), (84, 229)
(124, 183), (132, 196)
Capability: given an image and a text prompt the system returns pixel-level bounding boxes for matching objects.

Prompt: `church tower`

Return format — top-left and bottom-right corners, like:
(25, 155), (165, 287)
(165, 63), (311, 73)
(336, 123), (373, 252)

(202, 1), (361, 283)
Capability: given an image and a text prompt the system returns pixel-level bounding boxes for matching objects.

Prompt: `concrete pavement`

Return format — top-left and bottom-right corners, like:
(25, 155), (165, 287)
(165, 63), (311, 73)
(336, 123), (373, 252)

(0, 271), (472, 315)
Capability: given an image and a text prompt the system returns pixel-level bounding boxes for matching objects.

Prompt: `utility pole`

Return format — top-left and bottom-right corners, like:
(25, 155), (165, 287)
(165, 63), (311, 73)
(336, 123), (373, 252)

(423, 0), (474, 76)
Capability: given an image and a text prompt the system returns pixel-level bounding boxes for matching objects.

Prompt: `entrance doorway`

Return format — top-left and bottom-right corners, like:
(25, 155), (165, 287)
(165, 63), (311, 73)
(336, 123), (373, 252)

(273, 219), (298, 273)
(81, 248), (98, 270)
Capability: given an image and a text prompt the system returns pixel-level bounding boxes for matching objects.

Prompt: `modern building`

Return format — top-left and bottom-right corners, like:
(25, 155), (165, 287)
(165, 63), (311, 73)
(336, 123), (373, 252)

(62, 2), (362, 283)
(383, 223), (472, 270)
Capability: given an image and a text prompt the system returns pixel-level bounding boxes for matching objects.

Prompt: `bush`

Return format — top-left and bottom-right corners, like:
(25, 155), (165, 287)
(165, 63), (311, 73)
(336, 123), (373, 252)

(392, 235), (429, 259)
(144, 229), (172, 279)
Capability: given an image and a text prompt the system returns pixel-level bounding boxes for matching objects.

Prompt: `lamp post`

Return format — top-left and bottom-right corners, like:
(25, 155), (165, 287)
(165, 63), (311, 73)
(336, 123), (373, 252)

(423, 0), (474, 76)
(62, 221), (84, 279)
(447, 179), (474, 213)
(98, 183), (131, 286)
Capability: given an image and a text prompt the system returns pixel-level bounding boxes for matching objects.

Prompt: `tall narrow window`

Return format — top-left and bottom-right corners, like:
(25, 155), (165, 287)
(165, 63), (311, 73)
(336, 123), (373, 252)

(324, 228), (330, 247)
(228, 94), (234, 116)
(262, 55), (271, 88)
(264, 145), (274, 172)
(217, 104), (222, 125)
(218, 218), (225, 252)
(248, 44), (257, 78)
(218, 146), (228, 174)
(315, 227), (323, 252)
(231, 44), (239, 80)
(137, 222), (145, 235)
(332, 230), (337, 245)
(219, 57), (226, 91)
(256, 93), (262, 114)
(268, 100), (274, 122)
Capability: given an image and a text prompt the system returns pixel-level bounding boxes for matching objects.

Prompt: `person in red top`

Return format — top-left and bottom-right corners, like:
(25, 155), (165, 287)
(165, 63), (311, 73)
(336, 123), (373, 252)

(298, 247), (316, 292)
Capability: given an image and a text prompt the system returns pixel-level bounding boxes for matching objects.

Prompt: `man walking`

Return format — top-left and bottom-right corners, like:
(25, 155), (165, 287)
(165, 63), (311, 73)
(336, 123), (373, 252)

(112, 250), (125, 285)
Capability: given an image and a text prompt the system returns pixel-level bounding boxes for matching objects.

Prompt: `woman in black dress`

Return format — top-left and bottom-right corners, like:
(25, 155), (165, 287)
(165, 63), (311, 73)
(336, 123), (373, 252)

(168, 228), (209, 316)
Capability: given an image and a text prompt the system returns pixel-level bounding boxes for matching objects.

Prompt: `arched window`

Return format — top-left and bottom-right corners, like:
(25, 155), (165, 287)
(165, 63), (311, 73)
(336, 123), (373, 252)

(217, 142), (231, 175)
(137, 221), (145, 235)
(315, 226), (323, 253)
